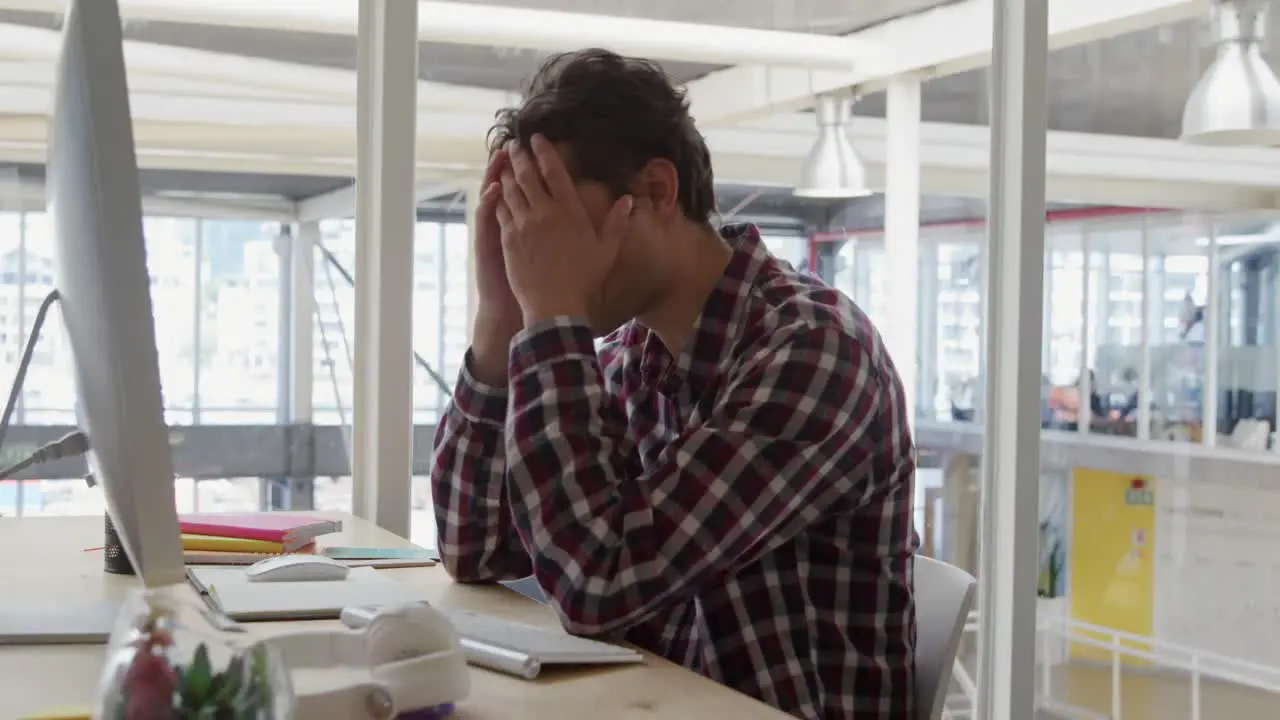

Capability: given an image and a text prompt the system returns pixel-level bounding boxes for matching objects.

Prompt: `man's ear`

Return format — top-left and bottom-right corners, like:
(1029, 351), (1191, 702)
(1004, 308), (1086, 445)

(635, 158), (680, 218)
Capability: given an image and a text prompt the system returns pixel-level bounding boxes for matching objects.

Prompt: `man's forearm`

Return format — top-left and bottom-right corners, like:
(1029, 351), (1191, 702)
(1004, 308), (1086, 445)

(469, 311), (520, 387)
(432, 355), (532, 582)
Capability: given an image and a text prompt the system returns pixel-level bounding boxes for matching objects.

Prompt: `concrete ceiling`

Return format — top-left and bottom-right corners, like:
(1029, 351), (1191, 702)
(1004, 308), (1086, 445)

(859, 14), (1280, 141)
(7, 164), (347, 202)
(0, 0), (954, 89)
(0, 0), (1251, 223)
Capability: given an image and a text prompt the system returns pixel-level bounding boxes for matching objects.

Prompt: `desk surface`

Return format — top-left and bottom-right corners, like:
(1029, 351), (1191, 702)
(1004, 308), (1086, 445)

(0, 513), (789, 719)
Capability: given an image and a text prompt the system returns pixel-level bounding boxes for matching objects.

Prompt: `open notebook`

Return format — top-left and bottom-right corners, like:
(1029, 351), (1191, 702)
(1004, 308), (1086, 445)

(187, 566), (428, 621)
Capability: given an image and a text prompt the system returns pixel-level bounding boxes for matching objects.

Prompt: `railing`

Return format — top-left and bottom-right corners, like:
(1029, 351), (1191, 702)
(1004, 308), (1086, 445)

(1040, 614), (1280, 720)
(948, 610), (1280, 720)
(940, 661), (978, 719)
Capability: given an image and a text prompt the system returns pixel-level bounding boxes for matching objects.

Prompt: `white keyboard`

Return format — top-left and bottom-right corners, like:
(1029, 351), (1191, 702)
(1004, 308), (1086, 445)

(341, 604), (643, 680)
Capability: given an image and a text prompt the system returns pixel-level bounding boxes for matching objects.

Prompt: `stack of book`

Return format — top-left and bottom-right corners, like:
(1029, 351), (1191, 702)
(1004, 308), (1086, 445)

(179, 513), (342, 565)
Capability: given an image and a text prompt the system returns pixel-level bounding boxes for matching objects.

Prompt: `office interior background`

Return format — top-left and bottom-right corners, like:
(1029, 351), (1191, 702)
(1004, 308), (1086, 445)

(3, 0), (1280, 717)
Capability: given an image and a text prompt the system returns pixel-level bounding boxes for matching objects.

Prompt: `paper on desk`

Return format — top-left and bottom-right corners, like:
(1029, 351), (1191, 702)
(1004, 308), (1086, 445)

(188, 565), (391, 589)
(189, 566), (428, 621)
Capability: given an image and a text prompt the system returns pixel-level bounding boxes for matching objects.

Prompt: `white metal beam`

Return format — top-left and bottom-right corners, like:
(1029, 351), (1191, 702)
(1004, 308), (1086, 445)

(0, 58), (310, 101)
(685, 0), (1209, 126)
(977, 0), (1049, 716)
(0, 85), (494, 138)
(290, 221), (318, 423)
(919, 419), (1280, 490)
(883, 77), (921, 430)
(295, 184), (360, 224)
(10, 90), (1280, 197)
(5, 94), (1280, 211)
(0, 23), (515, 110)
(0, 0), (875, 70)
(3, 177), (296, 220)
(350, 0), (417, 538)
(4, 128), (1279, 212)
(1202, 229), (1220, 448)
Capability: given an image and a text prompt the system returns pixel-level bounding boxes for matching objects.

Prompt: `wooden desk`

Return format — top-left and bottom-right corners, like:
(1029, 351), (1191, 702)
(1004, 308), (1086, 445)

(0, 514), (789, 719)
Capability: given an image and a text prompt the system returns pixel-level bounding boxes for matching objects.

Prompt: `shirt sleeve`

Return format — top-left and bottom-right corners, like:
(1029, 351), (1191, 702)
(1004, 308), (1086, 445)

(504, 317), (885, 636)
(431, 349), (533, 582)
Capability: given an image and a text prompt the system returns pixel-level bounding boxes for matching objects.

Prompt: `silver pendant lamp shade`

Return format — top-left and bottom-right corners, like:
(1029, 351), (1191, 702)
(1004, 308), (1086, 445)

(1181, 0), (1280, 146)
(794, 94), (872, 198)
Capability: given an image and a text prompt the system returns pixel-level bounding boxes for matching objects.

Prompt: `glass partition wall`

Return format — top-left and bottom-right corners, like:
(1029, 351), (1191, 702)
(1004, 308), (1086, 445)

(812, 209), (1279, 455)
(4, 205), (1276, 516)
(817, 208), (1280, 718)
(0, 209), (477, 547)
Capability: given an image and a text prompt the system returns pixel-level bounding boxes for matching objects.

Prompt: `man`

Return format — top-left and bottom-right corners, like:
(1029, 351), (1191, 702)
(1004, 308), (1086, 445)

(432, 48), (917, 719)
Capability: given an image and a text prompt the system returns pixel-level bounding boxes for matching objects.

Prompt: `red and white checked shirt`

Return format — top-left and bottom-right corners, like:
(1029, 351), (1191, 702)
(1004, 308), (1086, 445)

(432, 224), (917, 719)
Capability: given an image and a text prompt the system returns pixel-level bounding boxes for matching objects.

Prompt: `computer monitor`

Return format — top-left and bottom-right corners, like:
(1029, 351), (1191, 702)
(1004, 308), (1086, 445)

(46, 0), (185, 588)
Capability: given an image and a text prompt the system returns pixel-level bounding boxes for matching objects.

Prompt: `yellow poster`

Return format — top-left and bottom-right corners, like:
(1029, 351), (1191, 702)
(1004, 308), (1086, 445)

(1068, 468), (1156, 666)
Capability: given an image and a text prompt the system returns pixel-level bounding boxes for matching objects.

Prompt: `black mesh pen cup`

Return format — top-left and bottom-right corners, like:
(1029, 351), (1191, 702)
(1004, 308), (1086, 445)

(104, 513), (135, 575)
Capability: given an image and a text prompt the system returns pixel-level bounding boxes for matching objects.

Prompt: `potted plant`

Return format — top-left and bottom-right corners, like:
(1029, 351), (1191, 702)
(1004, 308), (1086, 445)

(95, 590), (293, 720)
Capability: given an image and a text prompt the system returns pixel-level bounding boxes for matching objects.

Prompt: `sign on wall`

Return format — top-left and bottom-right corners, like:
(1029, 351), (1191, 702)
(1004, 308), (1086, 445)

(1069, 468), (1157, 666)
(1125, 477), (1154, 507)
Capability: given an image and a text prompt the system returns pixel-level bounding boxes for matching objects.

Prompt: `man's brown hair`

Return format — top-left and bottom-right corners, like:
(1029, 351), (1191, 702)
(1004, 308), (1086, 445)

(487, 48), (716, 223)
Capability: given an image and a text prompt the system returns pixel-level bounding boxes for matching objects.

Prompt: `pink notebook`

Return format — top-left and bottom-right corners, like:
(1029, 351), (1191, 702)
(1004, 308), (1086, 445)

(178, 514), (342, 552)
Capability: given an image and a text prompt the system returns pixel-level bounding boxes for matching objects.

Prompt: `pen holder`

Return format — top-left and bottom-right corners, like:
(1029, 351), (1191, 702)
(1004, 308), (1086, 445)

(103, 513), (135, 576)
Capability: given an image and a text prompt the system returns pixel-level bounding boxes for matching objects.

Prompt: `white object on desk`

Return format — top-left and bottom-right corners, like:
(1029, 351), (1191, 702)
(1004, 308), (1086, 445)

(342, 604), (643, 680)
(0, 600), (120, 645)
(188, 566), (427, 621)
(49, 0), (187, 590)
(246, 554), (350, 583)
(262, 602), (470, 719)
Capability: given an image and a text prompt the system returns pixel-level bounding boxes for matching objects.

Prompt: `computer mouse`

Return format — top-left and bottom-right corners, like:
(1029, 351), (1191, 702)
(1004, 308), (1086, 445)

(244, 554), (350, 583)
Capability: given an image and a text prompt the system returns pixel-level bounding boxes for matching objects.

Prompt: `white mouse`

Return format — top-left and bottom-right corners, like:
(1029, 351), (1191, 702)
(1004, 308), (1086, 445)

(245, 554), (351, 583)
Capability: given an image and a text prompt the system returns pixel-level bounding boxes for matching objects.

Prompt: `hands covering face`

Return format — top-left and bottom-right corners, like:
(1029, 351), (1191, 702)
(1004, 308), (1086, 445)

(489, 134), (633, 327)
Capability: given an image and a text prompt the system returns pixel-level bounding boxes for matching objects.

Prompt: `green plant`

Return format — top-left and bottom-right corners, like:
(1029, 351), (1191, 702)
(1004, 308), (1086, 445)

(99, 591), (287, 720)
(172, 643), (276, 720)
(1037, 519), (1065, 598)
(109, 640), (277, 720)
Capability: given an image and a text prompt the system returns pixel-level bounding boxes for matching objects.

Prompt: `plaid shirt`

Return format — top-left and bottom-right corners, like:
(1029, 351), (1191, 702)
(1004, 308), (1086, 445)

(433, 224), (917, 719)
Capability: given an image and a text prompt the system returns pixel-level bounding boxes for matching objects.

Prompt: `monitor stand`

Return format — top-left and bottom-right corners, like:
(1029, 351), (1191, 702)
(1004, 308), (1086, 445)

(0, 600), (120, 645)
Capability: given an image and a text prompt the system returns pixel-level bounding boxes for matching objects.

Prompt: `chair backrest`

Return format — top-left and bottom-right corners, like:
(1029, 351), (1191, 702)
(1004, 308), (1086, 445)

(913, 554), (978, 720)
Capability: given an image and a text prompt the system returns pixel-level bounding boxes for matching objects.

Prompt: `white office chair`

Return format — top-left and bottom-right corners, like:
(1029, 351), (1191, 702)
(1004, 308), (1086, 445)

(913, 554), (977, 720)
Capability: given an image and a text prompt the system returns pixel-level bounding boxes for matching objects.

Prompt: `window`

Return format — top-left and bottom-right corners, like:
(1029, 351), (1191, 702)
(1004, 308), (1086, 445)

(932, 237), (983, 420)
(760, 234), (808, 269)
(420, 221), (470, 422)
(310, 219), (471, 427)
(144, 216), (198, 425)
(193, 477), (263, 512)
(199, 220), (281, 423)
(851, 238), (887, 328)
(1046, 226), (1086, 386)
(414, 222), (448, 421)
(20, 213), (75, 425)
(1123, 215), (1208, 442)
(313, 219), (355, 427)
(0, 213), (21, 423)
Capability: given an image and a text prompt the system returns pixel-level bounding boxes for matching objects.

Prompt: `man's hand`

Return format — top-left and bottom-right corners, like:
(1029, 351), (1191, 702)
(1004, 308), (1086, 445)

(470, 148), (523, 385)
(495, 135), (632, 327)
